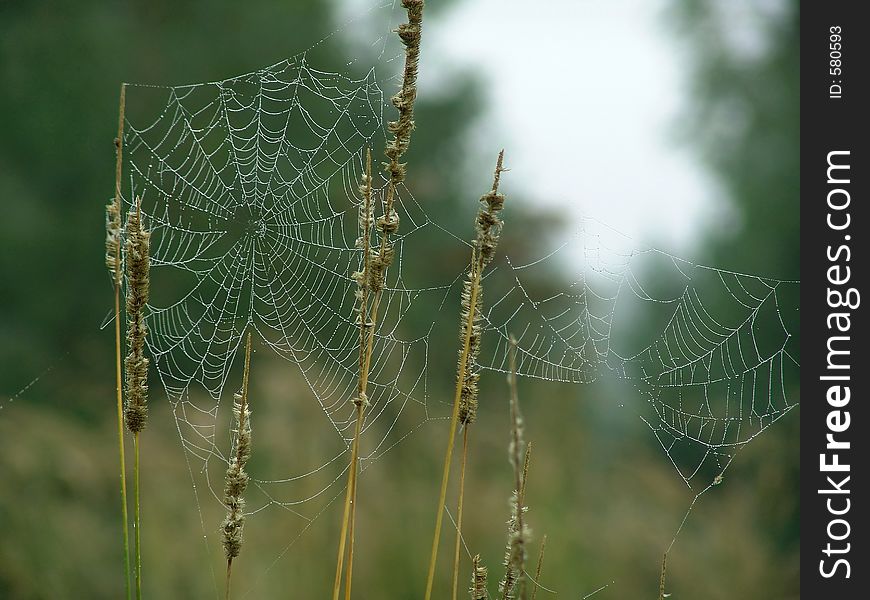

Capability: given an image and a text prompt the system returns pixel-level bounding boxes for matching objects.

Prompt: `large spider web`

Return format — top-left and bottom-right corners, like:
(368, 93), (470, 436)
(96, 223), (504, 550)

(118, 1), (799, 592)
(479, 219), (798, 487)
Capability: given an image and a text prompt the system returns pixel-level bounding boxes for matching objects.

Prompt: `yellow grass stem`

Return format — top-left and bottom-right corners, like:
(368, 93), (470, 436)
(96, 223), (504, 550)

(333, 148), (372, 600)
(335, 3), (424, 597)
(332, 478), (352, 600)
(425, 269), (480, 600)
(132, 432), (141, 599)
(124, 196), (150, 600)
(530, 535), (547, 600)
(501, 336), (529, 600)
(342, 148), (374, 600)
(343, 415), (362, 600)
(658, 552), (668, 600)
(113, 282), (131, 600)
(451, 425), (470, 600)
(223, 332), (253, 600)
(108, 81), (131, 600)
(426, 151), (507, 600)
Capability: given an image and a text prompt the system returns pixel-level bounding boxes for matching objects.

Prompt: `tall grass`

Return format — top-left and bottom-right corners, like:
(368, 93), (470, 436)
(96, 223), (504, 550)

(426, 150), (507, 600)
(530, 535), (547, 600)
(658, 553), (669, 600)
(123, 195), (150, 600)
(333, 2), (424, 599)
(106, 82), (131, 600)
(222, 332), (254, 600)
(500, 337), (530, 600)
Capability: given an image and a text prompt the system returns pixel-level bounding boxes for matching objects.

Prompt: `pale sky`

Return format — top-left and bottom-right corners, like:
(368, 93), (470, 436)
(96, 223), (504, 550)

(420, 0), (723, 255)
(334, 0), (751, 256)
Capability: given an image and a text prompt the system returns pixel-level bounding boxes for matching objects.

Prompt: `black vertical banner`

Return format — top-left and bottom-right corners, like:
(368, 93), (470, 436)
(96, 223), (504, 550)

(802, 1), (868, 597)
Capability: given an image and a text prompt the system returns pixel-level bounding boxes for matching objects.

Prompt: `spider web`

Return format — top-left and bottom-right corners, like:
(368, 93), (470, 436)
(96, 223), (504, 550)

(478, 218), (799, 487)
(118, 1), (799, 592)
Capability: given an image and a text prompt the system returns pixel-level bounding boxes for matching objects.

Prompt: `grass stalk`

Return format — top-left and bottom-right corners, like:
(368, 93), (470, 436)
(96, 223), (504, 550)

(225, 560), (234, 600)
(222, 332), (254, 600)
(342, 149), (374, 600)
(658, 552), (668, 600)
(107, 82), (131, 600)
(343, 413), (363, 600)
(500, 336), (530, 600)
(451, 425), (470, 600)
(124, 196), (150, 600)
(333, 148), (373, 600)
(132, 432), (141, 599)
(529, 535), (547, 600)
(334, 3), (424, 597)
(114, 283), (131, 600)
(425, 275), (479, 600)
(426, 151), (507, 600)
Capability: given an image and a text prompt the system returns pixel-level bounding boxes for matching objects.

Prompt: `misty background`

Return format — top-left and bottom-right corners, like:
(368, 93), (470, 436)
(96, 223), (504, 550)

(0, 1), (798, 598)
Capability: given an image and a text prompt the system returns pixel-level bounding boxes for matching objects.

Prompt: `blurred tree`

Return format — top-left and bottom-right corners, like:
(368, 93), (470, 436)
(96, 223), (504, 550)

(669, 0), (799, 278)
(663, 0), (799, 596)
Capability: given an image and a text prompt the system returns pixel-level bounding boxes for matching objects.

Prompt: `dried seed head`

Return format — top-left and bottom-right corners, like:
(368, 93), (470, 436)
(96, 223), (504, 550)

(221, 509), (245, 560)
(357, 148), (375, 260)
(375, 0), (422, 268)
(458, 276), (483, 425)
(368, 245), (395, 294)
(105, 198), (122, 285)
(383, 1), (421, 171)
(123, 354), (149, 433)
(457, 152), (508, 427)
(470, 554), (488, 600)
(376, 209), (400, 235)
(475, 151), (507, 269)
(499, 489), (531, 600)
(458, 370), (480, 425)
(222, 335), (253, 560)
(353, 391), (369, 409)
(124, 198), (151, 433)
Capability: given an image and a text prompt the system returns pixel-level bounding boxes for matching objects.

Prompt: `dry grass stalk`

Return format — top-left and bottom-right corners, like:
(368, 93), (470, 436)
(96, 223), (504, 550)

(107, 81), (131, 600)
(341, 148), (374, 600)
(529, 535), (547, 600)
(500, 337), (531, 600)
(428, 151), (507, 600)
(222, 333), (254, 600)
(451, 425), (470, 600)
(124, 195), (150, 600)
(452, 151), (508, 599)
(471, 554), (489, 600)
(658, 552), (668, 600)
(334, 4), (424, 594)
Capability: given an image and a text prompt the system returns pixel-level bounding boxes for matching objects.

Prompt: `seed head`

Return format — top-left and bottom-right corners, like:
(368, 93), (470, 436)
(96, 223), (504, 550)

(105, 198), (122, 285)
(222, 336), (253, 560)
(124, 198), (150, 433)
(471, 554), (488, 600)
